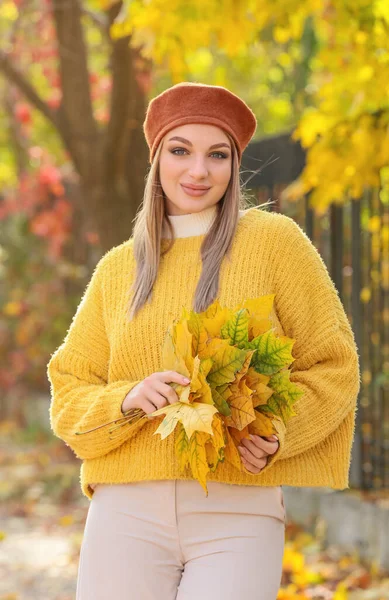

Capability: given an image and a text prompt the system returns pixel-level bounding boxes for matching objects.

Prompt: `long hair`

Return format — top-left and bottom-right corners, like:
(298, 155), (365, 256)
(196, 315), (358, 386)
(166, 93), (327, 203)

(127, 132), (273, 321)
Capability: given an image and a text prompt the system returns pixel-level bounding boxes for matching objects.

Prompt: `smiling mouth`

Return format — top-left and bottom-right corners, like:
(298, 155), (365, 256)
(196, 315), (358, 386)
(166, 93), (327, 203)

(180, 184), (211, 192)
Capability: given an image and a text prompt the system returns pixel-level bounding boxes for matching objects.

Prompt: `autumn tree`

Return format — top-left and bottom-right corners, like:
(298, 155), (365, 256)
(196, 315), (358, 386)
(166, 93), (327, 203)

(0, 0), (151, 251)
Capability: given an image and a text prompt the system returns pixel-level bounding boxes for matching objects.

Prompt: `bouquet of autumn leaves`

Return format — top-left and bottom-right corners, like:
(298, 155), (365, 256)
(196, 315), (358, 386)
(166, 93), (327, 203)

(77, 294), (303, 494)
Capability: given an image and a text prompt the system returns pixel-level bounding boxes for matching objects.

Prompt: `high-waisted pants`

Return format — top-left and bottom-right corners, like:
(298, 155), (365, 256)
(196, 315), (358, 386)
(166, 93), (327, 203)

(76, 479), (286, 600)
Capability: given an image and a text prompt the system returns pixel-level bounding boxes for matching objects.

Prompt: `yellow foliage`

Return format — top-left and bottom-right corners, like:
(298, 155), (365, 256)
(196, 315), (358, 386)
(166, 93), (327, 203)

(282, 546), (305, 573)
(2, 301), (23, 317)
(108, 0), (389, 214)
(0, 1), (18, 20)
(278, 587), (309, 600)
(149, 294), (301, 493)
(58, 515), (74, 527)
(333, 582), (349, 600)
(368, 216), (381, 233)
(292, 568), (323, 586)
(360, 287), (371, 303)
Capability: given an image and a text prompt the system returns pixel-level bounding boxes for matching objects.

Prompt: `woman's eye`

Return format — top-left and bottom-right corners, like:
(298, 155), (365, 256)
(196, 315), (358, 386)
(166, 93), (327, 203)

(170, 148), (228, 159)
(211, 152), (228, 159)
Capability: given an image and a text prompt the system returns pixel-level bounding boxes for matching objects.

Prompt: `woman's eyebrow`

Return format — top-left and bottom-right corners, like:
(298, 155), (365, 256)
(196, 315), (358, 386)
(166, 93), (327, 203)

(168, 136), (231, 150)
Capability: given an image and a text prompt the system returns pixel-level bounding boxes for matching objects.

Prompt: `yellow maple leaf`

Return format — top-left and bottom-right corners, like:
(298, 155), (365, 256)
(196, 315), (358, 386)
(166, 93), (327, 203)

(204, 417), (226, 473)
(223, 426), (242, 471)
(209, 413), (225, 454)
(161, 327), (191, 402)
(152, 401), (218, 441)
(245, 367), (273, 406)
(180, 307), (210, 356)
(238, 294), (276, 339)
(223, 380), (256, 431)
(190, 359), (214, 406)
(205, 440), (219, 472)
(236, 294), (275, 319)
(249, 409), (277, 437)
(174, 320), (195, 374)
(198, 298), (232, 337)
(175, 421), (190, 471)
(187, 430), (210, 495)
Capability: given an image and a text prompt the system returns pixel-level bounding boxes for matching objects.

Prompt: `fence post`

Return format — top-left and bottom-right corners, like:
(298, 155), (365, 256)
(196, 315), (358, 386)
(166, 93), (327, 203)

(350, 197), (363, 488)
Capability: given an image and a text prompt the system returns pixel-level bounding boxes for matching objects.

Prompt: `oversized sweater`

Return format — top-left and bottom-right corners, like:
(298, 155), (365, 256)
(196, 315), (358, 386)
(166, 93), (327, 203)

(47, 205), (361, 500)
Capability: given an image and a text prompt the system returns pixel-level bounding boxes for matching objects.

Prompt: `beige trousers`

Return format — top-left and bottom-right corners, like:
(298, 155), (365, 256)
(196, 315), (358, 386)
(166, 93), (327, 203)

(76, 479), (286, 600)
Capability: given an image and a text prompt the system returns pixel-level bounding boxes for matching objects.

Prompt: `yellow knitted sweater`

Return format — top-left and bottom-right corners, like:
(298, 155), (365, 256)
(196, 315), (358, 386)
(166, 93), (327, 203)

(47, 207), (360, 500)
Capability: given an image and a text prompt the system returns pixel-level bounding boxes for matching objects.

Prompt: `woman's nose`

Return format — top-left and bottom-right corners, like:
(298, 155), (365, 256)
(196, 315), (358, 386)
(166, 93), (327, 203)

(188, 157), (209, 178)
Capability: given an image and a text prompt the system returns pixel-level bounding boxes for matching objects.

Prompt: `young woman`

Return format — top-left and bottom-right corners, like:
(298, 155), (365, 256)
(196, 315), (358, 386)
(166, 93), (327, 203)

(47, 82), (360, 600)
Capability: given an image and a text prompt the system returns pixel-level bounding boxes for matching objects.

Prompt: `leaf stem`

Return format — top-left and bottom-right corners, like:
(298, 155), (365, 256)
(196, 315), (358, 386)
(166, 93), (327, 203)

(75, 408), (145, 435)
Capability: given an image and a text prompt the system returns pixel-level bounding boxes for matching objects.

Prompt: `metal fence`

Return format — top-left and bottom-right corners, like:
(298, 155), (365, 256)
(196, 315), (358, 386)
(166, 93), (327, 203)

(242, 137), (389, 490)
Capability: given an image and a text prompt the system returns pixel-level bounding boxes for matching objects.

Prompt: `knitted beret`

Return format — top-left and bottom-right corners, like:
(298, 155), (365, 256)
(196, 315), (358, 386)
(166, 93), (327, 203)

(143, 82), (257, 163)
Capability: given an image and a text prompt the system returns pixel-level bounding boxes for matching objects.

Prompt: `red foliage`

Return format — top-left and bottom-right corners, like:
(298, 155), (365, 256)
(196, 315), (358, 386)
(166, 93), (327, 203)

(15, 103), (32, 125)
(0, 0), (114, 402)
(0, 166), (90, 397)
(0, 160), (72, 257)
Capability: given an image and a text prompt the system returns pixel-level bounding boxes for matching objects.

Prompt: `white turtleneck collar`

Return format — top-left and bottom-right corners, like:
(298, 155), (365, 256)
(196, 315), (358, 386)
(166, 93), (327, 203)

(162, 204), (245, 239)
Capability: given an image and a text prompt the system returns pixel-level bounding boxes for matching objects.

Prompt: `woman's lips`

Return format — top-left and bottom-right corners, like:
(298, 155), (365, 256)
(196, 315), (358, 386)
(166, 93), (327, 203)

(180, 184), (210, 197)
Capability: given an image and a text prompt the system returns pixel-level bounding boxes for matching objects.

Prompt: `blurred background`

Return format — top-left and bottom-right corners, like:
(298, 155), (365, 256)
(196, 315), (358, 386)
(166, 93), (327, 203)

(0, 1), (389, 598)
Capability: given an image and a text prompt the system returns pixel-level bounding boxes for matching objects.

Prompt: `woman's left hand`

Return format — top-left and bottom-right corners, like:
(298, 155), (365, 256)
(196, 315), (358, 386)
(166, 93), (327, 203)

(238, 434), (279, 474)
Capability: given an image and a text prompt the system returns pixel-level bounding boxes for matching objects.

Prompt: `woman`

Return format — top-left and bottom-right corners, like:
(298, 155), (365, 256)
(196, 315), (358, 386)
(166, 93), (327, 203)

(47, 82), (360, 599)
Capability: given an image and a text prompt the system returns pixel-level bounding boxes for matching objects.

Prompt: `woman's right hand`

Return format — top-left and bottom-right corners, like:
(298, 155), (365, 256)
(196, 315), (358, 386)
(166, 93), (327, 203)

(121, 370), (191, 415)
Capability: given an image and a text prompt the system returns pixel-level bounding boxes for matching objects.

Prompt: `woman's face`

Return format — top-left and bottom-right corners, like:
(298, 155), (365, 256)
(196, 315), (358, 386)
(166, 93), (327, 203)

(158, 123), (232, 216)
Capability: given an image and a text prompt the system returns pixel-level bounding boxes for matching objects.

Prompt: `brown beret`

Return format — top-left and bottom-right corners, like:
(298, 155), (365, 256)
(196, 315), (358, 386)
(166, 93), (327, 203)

(143, 82), (257, 163)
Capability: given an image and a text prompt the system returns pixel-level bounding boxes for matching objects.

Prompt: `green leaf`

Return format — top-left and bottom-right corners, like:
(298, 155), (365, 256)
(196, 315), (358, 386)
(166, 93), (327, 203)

(263, 370), (304, 425)
(202, 338), (248, 387)
(211, 385), (232, 416)
(220, 308), (249, 345)
(250, 329), (295, 375)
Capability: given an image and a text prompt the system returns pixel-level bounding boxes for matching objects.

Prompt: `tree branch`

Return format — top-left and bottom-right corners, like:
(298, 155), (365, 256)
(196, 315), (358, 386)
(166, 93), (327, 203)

(81, 7), (110, 40)
(0, 49), (59, 129)
(4, 89), (29, 175)
(0, 48), (78, 165)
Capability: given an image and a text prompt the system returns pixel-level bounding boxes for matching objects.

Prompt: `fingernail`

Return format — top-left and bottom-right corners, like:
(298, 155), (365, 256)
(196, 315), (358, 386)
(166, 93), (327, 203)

(249, 434), (255, 441)
(183, 378), (190, 383)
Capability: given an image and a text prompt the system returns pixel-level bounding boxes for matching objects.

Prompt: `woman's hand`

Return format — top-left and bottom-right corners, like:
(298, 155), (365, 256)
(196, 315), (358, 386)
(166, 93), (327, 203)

(238, 434), (279, 474)
(121, 370), (190, 414)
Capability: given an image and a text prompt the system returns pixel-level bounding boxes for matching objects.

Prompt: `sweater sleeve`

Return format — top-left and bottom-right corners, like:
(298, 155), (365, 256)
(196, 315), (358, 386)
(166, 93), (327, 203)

(265, 215), (361, 465)
(47, 254), (146, 461)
